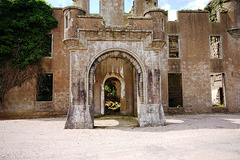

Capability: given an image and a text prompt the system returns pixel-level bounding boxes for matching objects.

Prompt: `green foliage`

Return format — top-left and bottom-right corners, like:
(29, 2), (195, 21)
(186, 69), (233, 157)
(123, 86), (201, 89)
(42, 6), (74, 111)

(0, 0), (57, 102)
(105, 78), (117, 98)
(204, 0), (228, 22)
(0, 0), (58, 68)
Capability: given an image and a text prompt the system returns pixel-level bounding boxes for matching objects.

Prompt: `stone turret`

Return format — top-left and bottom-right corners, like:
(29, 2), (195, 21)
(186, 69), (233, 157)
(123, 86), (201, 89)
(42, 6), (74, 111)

(222, 0), (240, 29)
(100, 0), (125, 26)
(72, 0), (89, 14)
(222, 0), (240, 39)
(134, 0), (158, 16)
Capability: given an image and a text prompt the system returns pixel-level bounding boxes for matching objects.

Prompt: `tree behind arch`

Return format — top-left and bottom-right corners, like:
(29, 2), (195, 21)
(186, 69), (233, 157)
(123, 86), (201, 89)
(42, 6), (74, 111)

(0, 0), (58, 102)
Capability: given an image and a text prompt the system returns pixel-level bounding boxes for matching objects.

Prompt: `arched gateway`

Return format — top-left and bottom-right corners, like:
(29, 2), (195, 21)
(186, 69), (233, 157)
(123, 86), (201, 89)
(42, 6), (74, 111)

(65, 49), (166, 129)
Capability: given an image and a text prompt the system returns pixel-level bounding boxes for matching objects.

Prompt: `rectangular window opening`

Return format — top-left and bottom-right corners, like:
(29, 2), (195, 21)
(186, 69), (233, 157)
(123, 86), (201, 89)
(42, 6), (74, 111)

(169, 35), (179, 58)
(36, 74), (53, 101)
(44, 34), (52, 57)
(161, 18), (164, 31)
(211, 73), (226, 107)
(65, 15), (68, 28)
(210, 36), (221, 59)
(168, 73), (183, 108)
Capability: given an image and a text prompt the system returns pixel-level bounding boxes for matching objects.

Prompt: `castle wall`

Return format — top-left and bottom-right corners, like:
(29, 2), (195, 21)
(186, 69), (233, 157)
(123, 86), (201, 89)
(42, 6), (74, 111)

(166, 11), (240, 112)
(1, 1), (240, 120)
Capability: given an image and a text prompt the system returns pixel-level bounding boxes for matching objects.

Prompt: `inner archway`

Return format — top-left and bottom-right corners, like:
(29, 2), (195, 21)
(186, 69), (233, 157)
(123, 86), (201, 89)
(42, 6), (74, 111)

(104, 77), (121, 115)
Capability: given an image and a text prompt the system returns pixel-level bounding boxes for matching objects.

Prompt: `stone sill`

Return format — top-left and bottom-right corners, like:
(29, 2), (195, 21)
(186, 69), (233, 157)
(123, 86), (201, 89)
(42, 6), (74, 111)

(212, 107), (228, 113)
(35, 101), (54, 112)
(167, 107), (185, 114)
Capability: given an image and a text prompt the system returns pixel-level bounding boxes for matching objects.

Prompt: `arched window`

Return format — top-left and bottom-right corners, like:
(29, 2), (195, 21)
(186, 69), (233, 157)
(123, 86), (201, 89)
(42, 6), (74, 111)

(161, 18), (164, 31)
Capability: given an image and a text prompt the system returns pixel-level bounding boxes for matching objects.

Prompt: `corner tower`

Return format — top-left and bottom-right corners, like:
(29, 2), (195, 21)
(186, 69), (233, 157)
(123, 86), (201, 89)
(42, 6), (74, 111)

(134, 0), (158, 16)
(73, 0), (89, 14)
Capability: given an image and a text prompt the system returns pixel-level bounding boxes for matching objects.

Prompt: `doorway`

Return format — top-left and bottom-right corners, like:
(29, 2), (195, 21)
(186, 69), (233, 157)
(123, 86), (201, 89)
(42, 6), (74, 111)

(104, 78), (121, 115)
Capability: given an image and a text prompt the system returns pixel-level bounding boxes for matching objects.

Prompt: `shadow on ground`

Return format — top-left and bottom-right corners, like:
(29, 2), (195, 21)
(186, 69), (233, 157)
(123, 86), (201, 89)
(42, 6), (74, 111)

(1, 114), (239, 132)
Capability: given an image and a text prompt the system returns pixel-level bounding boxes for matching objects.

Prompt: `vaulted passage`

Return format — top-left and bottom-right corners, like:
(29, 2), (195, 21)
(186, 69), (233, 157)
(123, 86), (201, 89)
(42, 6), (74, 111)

(93, 56), (138, 117)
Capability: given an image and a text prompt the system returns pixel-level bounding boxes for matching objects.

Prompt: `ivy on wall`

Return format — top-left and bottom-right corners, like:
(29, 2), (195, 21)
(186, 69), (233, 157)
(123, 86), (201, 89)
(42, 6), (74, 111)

(0, 0), (58, 102)
(204, 0), (229, 22)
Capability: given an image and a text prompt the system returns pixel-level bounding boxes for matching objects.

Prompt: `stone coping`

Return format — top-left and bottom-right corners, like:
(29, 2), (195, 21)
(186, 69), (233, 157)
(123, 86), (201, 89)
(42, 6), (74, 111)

(143, 8), (168, 16)
(178, 10), (209, 13)
(128, 17), (152, 20)
(53, 8), (64, 10)
(227, 28), (240, 39)
(63, 6), (86, 13)
(77, 15), (103, 19)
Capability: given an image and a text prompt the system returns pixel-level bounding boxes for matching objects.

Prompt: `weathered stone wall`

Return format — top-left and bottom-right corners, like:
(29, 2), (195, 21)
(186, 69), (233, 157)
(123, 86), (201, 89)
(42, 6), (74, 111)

(166, 11), (240, 113)
(100, 0), (125, 26)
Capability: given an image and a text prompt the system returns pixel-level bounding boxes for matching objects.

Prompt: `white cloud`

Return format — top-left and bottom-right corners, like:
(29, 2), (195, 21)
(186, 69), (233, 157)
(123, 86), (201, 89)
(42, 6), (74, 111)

(162, 4), (171, 10)
(183, 0), (209, 10)
(168, 10), (177, 21)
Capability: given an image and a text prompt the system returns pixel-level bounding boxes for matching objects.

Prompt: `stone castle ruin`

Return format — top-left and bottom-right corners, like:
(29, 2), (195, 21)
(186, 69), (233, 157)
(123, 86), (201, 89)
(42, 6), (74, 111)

(1, 0), (240, 129)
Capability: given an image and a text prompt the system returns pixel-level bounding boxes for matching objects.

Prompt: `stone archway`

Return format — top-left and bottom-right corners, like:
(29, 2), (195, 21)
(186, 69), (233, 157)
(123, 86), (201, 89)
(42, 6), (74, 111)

(87, 50), (146, 126)
(65, 49), (166, 129)
(88, 50), (145, 107)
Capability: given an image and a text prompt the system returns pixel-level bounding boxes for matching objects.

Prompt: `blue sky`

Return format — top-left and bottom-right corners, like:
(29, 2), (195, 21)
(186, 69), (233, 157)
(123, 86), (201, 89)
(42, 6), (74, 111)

(45, 0), (210, 21)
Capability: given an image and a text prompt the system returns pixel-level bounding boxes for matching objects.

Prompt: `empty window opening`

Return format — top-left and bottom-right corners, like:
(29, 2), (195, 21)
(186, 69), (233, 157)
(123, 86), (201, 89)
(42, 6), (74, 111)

(65, 15), (68, 28)
(211, 73), (225, 107)
(154, 2), (157, 7)
(104, 78), (121, 115)
(210, 36), (221, 59)
(44, 34), (52, 57)
(169, 35), (179, 58)
(36, 74), (53, 101)
(168, 73), (183, 108)
(161, 18), (164, 31)
(90, 0), (99, 14)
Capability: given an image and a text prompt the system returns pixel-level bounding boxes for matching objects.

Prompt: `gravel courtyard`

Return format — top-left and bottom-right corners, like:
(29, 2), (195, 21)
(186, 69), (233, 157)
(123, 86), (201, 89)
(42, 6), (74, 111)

(0, 114), (240, 160)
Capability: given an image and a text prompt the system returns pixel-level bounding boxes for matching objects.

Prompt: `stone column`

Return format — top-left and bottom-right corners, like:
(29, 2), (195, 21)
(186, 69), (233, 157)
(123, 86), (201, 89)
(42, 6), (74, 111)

(64, 50), (93, 129)
(63, 6), (93, 129)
